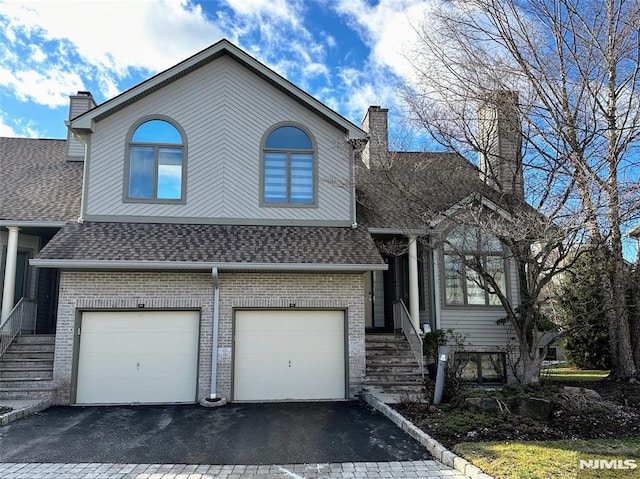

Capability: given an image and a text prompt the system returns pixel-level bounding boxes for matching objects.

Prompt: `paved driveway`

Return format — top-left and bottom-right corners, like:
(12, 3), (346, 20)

(0, 401), (430, 465)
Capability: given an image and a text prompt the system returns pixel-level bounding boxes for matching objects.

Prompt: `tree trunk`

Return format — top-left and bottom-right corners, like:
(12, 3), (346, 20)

(596, 249), (638, 379)
(633, 265), (640, 368)
(517, 335), (542, 384)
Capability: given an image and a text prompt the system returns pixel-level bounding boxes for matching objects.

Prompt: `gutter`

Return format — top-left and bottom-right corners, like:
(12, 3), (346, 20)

(29, 259), (388, 271)
(0, 221), (67, 228)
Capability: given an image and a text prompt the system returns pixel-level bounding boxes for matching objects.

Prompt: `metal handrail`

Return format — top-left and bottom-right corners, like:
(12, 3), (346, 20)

(393, 300), (424, 379)
(0, 298), (37, 357)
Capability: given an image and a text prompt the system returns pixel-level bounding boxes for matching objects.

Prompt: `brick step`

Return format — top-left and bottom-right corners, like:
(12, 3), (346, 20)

(366, 353), (420, 363)
(0, 368), (53, 379)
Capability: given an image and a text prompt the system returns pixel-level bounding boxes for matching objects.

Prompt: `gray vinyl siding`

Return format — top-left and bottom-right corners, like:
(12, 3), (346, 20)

(438, 254), (519, 347)
(83, 56), (353, 224)
(66, 96), (94, 161)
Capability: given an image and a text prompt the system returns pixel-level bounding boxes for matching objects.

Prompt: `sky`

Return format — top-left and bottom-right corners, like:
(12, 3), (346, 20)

(0, 0), (431, 140)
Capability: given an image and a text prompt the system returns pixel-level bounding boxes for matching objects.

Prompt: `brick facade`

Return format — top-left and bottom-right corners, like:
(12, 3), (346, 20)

(53, 271), (365, 404)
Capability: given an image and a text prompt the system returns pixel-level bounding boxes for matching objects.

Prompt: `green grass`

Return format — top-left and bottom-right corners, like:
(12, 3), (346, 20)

(454, 437), (640, 479)
(542, 366), (610, 382)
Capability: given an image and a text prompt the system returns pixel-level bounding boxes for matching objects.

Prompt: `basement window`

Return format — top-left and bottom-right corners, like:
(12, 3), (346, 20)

(454, 352), (506, 384)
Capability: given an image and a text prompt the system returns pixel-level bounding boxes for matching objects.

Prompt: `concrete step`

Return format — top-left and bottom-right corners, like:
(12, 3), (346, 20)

(0, 378), (56, 389)
(364, 383), (426, 394)
(5, 343), (55, 353)
(11, 334), (56, 344)
(366, 364), (423, 374)
(364, 374), (423, 384)
(0, 388), (55, 401)
(1, 351), (54, 360)
(0, 358), (53, 368)
(0, 368), (54, 379)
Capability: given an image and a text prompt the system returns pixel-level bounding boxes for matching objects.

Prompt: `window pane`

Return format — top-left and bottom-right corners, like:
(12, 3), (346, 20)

(466, 267), (486, 305)
(132, 120), (182, 144)
(265, 126), (312, 149)
(157, 148), (182, 200)
(264, 152), (288, 202)
(480, 353), (506, 382)
(444, 255), (465, 305)
(456, 353), (480, 382)
(129, 146), (155, 198)
(486, 256), (506, 305)
(290, 153), (313, 203)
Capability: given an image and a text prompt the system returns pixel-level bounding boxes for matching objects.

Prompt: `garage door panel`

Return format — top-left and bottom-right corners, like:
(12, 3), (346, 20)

(234, 310), (346, 401)
(76, 311), (199, 405)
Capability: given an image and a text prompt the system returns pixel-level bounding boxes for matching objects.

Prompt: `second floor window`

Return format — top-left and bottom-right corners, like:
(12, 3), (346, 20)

(262, 125), (315, 205)
(127, 119), (185, 202)
(443, 225), (506, 306)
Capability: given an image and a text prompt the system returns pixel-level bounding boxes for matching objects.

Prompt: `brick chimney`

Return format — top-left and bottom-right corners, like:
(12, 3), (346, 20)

(477, 91), (524, 199)
(361, 106), (389, 169)
(66, 91), (96, 162)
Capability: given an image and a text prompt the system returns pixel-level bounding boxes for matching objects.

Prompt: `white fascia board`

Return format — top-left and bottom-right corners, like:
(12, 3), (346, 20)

(0, 221), (67, 228)
(29, 259), (388, 272)
(70, 40), (367, 140)
(429, 194), (513, 228)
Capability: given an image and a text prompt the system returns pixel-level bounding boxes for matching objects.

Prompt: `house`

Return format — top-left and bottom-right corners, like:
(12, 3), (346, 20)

(1, 39), (522, 405)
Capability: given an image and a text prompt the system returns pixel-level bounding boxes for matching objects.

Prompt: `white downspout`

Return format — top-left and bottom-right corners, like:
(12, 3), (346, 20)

(1, 226), (20, 324)
(210, 267), (220, 398)
(408, 235), (420, 332)
(201, 267), (227, 407)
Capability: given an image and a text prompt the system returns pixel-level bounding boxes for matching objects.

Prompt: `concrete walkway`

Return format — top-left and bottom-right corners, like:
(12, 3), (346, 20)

(0, 461), (473, 478)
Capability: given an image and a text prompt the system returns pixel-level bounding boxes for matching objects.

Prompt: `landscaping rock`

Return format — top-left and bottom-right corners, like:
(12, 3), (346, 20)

(465, 397), (500, 414)
(563, 386), (602, 401)
(512, 397), (554, 420)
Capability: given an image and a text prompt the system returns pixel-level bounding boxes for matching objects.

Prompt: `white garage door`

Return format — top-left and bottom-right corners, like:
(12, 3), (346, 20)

(76, 310), (200, 405)
(234, 310), (346, 401)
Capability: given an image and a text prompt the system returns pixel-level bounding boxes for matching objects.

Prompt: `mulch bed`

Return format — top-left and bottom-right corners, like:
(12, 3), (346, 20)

(394, 379), (640, 448)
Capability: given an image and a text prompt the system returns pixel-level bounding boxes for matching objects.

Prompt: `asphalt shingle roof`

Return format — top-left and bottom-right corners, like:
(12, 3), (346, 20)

(0, 137), (83, 222)
(356, 152), (508, 230)
(36, 221), (385, 267)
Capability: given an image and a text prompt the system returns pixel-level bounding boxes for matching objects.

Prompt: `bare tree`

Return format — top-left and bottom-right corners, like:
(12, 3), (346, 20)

(357, 148), (584, 383)
(399, 0), (640, 380)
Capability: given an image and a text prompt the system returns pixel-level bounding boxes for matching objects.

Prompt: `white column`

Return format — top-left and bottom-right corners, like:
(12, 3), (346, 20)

(1, 226), (20, 324)
(408, 235), (421, 332)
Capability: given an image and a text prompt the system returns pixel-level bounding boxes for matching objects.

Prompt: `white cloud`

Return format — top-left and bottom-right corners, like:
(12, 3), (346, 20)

(332, 0), (434, 85)
(0, 66), (84, 107)
(0, 0), (225, 107)
(0, 116), (17, 137)
(223, 0), (303, 27)
(0, 112), (41, 138)
(0, 0), (223, 74)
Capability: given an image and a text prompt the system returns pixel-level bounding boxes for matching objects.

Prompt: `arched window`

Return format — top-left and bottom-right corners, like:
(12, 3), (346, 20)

(126, 118), (185, 201)
(443, 225), (506, 306)
(262, 125), (315, 205)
